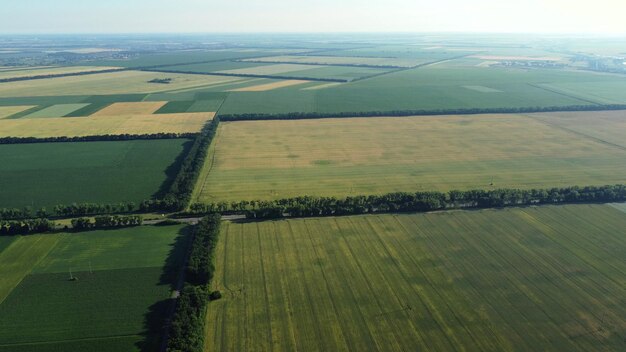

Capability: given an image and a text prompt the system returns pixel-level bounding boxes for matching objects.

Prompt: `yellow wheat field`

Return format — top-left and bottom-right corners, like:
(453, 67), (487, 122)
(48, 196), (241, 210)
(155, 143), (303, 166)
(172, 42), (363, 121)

(0, 112), (214, 137)
(229, 80), (310, 92)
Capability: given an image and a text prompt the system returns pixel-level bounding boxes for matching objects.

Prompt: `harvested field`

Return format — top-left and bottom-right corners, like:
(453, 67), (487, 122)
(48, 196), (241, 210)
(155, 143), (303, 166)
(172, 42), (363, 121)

(205, 204), (626, 352)
(0, 111), (213, 137)
(91, 101), (167, 116)
(0, 71), (241, 97)
(194, 114), (626, 202)
(229, 80), (310, 92)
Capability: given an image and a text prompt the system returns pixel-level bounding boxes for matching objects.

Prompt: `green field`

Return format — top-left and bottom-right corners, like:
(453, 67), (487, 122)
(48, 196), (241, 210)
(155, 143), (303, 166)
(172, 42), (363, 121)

(0, 235), (62, 303)
(21, 103), (90, 118)
(217, 66), (626, 114)
(205, 204), (626, 351)
(85, 49), (300, 68)
(0, 225), (187, 352)
(194, 114), (626, 202)
(0, 139), (190, 209)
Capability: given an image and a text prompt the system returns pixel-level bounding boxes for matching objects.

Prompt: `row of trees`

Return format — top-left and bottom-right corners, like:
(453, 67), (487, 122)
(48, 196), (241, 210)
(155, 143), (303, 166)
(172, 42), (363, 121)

(0, 218), (55, 235)
(0, 202), (139, 220)
(219, 104), (626, 122)
(144, 68), (348, 83)
(70, 215), (142, 231)
(186, 185), (626, 219)
(0, 117), (215, 218)
(142, 117), (221, 212)
(0, 132), (195, 145)
(238, 59), (404, 69)
(0, 68), (125, 83)
(167, 214), (221, 352)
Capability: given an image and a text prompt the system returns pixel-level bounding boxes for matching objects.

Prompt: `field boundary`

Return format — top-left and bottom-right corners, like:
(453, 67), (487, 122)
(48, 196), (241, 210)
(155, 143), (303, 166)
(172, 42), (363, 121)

(234, 59), (405, 69)
(140, 68), (348, 83)
(0, 133), (196, 144)
(218, 105), (626, 121)
(0, 68), (128, 83)
(528, 83), (603, 105)
(350, 53), (475, 82)
(188, 184), (626, 220)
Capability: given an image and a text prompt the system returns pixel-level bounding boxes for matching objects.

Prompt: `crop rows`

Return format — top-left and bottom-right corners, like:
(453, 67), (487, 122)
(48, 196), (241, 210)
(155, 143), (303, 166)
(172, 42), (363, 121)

(205, 204), (626, 351)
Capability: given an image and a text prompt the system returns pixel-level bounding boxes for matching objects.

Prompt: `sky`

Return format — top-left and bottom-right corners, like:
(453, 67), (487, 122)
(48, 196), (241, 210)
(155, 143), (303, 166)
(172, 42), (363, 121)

(1, 0), (626, 35)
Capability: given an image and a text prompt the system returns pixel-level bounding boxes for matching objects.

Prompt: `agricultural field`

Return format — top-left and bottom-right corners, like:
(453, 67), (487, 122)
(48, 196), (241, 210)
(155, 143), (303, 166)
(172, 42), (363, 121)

(0, 99), (215, 137)
(2, 33), (626, 352)
(0, 105), (34, 118)
(0, 113), (213, 136)
(205, 204), (626, 351)
(530, 110), (626, 148)
(0, 224), (188, 352)
(242, 54), (423, 67)
(0, 70), (243, 97)
(193, 114), (626, 202)
(0, 66), (120, 80)
(0, 139), (190, 209)
(217, 65), (626, 114)
(84, 49), (305, 68)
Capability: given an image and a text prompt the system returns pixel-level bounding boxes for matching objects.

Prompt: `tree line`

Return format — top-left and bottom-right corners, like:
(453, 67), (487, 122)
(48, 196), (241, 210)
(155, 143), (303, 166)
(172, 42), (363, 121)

(237, 59), (405, 69)
(186, 184), (626, 219)
(167, 214), (221, 352)
(1, 202), (140, 220)
(142, 117), (221, 213)
(142, 68), (348, 83)
(0, 68), (126, 83)
(0, 133), (195, 145)
(70, 215), (143, 231)
(218, 104), (626, 122)
(0, 218), (55, 235)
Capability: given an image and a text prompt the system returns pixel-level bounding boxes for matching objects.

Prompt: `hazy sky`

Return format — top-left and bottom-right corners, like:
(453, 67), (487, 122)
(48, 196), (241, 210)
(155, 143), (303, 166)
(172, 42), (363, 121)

(1, 0), (625, 34)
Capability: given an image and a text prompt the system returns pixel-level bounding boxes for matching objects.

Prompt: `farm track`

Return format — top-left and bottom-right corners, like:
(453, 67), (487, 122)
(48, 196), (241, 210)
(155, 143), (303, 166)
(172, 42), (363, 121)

(350, 53), (476, 82)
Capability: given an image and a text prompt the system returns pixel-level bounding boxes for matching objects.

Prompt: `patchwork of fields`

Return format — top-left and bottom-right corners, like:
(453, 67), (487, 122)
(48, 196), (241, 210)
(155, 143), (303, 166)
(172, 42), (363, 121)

(0, 225), (188, 352)
(194, 113), (626, 202)
(217, 65), (626, 115)
(2, 38), (626, 352)
(0, 139), (190, 209)
(205, 204), (626, 351)
(0, 71), (242, 97)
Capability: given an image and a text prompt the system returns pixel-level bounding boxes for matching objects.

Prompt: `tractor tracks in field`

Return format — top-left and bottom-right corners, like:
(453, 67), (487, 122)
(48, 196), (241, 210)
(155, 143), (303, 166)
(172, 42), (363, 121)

(521, 113), (626, 152)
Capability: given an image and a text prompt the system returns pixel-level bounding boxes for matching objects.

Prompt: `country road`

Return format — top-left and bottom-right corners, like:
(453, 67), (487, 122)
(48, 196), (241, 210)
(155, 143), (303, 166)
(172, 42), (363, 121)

(143, 214), (246, 226)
